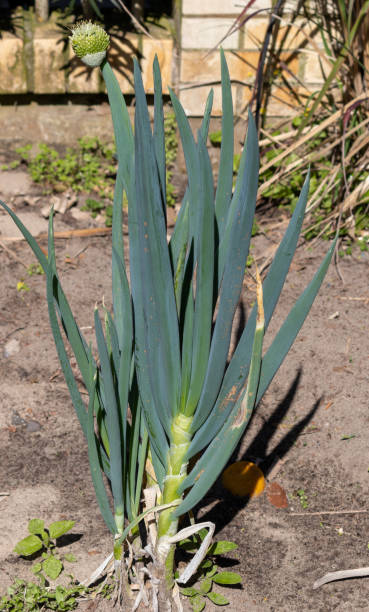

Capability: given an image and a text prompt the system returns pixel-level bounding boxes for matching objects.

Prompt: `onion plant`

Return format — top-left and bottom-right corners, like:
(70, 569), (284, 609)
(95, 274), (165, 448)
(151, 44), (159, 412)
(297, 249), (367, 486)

(0, 22), (336, 611)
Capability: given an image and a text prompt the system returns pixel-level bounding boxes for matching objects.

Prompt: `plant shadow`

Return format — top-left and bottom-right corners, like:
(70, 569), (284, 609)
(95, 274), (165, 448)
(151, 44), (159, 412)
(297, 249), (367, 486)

(195, 368), (322, 535)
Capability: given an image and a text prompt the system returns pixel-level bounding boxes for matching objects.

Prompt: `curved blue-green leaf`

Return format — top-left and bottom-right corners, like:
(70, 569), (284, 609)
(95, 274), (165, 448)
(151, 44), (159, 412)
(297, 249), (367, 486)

(0, 199), (48, 270)
(170, 89), (213, 311)
(168, 87), (201, 257)
(105, 310), (120, 377)
(134, 425), (149, 512)
(183, 235), (336, 507)
(153, 55), (166, 209)
(131, 58), (181, 428)
(199, 89), (214, 142)
(175, 299), (264, 516)
(149, 442), (166, 491)
(128, 397), (143, 521)
(255, 236), (337, 404)
(87, 371), (116, 535)
(111, 174), (128, 347)
(216, 109), (254, 289)
(179, 278), (194, 412)
(128, 187), (169, 466)
(169, 88), (213, 274)
(112, 246), (132, 450)
(102, 61), (133, 355)
(94, 309), (124, 518)
(214, 49), (234, 238)
(184, 136), (215, 417)
(101, 60), (134, 190)
(191, 112), (258, 431)
(45, 212), (88, 437)
(188, 171), (312, 455)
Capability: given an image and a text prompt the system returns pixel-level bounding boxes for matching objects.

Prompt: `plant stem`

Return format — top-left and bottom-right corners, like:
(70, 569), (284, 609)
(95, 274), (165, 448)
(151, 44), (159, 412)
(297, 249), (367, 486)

(156, 413), (192, 580)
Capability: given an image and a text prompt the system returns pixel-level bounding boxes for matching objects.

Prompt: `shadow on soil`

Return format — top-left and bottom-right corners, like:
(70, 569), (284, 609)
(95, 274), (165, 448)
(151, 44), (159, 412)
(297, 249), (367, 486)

(197, 369), (322, 535)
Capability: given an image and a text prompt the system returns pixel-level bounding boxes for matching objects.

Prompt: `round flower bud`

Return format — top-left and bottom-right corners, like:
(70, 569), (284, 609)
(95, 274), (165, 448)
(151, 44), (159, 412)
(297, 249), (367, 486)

(70, 21), (110, 67)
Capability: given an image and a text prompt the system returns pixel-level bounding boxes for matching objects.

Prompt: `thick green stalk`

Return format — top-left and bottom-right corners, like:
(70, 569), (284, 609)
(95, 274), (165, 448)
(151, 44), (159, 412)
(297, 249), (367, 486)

(156, 413), (192, 575)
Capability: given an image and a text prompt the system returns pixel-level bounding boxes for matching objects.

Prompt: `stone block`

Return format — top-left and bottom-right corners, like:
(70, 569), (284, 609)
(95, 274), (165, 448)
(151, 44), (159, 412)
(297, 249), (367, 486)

(242, 17), (321, 50)
(66, 61), (102, 93)
(272, 52), (301, 81)
(181, 17), (240, 49)
(33, 35), (66, 94)
(0, 34), (27, 94)
(300, 51), (331, 84)
(107, 34), (139, 94)
(182, 0), (242, 16)
(179, 83), (240, 116)
(266, 85), (302, 116)
(181, 50), (260, 115)
(181, 49), (260, 84)
(235, 0), (271, 8)
(141, 38), (173, 93)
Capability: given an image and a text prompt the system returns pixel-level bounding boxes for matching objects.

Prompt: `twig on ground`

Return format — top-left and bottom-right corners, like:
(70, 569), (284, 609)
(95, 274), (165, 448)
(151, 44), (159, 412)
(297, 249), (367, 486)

(290, 509), (367, 516)
(314, 566), (369, 589)
(1, 227), (118, 242)
(339, 296), (369, 303)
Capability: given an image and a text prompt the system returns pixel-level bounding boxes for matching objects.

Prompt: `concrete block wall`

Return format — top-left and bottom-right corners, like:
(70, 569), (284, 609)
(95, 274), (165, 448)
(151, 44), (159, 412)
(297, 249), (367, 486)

(0, 3), (328, 119)
(0, 25), (173, 97)
(179, 0), (326, 116)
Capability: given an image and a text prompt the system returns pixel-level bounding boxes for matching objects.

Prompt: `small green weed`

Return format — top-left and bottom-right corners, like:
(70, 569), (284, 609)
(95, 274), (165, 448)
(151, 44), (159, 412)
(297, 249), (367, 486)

(81, 197), (104, 218)
(16, 138), (116, 199)
(0, 520), (87, 611)
(27, 263), (44, 277)
(16, 280), (30, 293)
(296, 489), (308, 509)
(1, 161), (21, 171)
(16, 123), (178, 218)
(178, 532), (241, 610)
(81, 198), (114, 227)
(13, 519), (76, 583)
(0, 579), (85, 611)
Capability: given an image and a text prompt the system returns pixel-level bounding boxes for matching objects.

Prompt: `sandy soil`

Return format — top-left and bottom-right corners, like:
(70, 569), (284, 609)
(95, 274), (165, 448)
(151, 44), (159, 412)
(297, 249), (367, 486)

(1, 165), (369, 610)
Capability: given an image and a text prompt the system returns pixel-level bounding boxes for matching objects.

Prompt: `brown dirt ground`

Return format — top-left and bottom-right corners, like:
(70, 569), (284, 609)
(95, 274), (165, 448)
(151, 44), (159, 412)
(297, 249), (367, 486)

(1, 109), (369, 611)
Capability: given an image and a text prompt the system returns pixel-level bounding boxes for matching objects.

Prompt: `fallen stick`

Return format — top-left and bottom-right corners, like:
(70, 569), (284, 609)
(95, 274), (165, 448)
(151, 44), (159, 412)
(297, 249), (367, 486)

(290, 509), (367, 516)
(37, 227), (115, 239)
(314, 567), (369, 589)
(0, 226), (117, 242)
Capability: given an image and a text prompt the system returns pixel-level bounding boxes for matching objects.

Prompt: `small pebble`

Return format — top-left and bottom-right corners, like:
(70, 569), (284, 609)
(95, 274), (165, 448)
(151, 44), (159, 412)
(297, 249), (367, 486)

(11, 411), (26, 426)
(26, 420), (42, 433)
(4, 338), (20, 358)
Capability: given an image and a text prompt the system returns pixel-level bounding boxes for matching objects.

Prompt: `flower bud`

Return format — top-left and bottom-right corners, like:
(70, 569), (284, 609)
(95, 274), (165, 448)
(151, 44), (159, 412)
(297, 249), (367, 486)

(70, 21), (110, 67)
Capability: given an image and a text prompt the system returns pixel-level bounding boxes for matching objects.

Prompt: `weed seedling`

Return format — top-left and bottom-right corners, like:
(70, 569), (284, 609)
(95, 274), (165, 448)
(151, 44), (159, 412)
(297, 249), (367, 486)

(27, 263), (44, 277)
(296, 489), (308, 509)
(0, 579), (86, 611)
(179, 532), (241, 610)
(14, 519), (76, 583)
(16, 280), (30, 293)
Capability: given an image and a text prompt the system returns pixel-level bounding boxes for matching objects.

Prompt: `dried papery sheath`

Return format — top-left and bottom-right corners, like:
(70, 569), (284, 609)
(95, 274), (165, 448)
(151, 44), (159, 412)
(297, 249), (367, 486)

(70, 21), (110, 67)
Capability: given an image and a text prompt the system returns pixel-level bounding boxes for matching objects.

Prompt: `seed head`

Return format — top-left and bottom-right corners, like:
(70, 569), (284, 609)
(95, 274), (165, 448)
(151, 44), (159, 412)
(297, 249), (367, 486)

(70, 21), (110, 67)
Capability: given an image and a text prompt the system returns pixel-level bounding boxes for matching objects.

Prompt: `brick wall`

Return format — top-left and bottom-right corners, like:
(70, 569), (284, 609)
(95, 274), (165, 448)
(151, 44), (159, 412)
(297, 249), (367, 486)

(0, 3), (328, 118)
(0, 26), (173, 97)
(179, 0), (327, 116)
